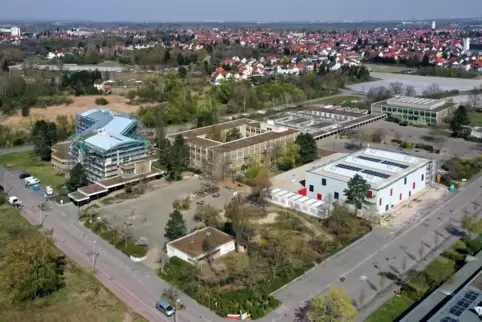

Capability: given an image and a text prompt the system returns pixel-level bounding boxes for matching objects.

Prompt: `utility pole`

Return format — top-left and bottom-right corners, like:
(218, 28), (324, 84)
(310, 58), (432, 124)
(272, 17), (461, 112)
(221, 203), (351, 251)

(92, 240), (97, 269)
(174, 299), (180, 322)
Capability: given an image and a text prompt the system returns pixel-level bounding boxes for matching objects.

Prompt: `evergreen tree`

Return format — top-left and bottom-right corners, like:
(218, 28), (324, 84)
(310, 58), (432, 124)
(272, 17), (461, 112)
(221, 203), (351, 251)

(164, 134), (190, 179)
(344, 174), (372, 215)
(449, 105), (471, 138)
(2, 59), (9, 73)
(164, 209), (187, 241)
(31, 120), (57, 161)
(295, 133), (318, 165)
(66, 163), (88, 192)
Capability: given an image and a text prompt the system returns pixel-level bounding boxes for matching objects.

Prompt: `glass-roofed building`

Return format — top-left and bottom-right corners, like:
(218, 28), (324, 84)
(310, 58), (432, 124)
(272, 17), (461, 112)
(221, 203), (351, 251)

(52, 109), (150, 183)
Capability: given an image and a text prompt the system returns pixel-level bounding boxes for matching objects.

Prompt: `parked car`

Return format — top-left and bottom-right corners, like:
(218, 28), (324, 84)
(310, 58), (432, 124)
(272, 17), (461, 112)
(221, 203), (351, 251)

(155, 299), (175, 316)
(8, 196), (23, 208)
(196, 200), (205, 205)
(45, 185), (54, 195)
(212, 193), (220, 198)
(19, 173), (31, 179)
(0, 184), (4, 192)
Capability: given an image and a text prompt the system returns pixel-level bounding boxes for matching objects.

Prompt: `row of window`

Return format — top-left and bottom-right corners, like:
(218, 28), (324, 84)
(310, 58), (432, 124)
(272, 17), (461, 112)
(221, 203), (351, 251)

(381, 106), (437, 118)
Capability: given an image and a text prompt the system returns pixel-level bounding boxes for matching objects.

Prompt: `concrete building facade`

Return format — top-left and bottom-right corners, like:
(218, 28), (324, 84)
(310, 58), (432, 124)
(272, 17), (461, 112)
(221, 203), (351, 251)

(305, 148), (435, 214)
(371, 96), (458, 125)
(168, 119), (299, 179)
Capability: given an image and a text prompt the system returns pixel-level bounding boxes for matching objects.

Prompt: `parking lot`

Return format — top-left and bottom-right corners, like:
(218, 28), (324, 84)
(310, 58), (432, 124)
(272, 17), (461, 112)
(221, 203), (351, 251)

(348, 72), (482, 93)
(317, 120), (482, 167)
(98, 177), (235, 267)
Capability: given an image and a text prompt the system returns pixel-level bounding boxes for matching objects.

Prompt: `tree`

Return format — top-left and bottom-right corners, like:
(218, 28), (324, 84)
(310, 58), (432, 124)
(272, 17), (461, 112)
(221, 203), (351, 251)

(422, 83), (442, 98)
(165, 134), (190, 179)
(178, 66), (187, 78)
(366, 86), (393, 104)
(225, 194), (249, 252)
(202, 235), (216, 268)
(250, 167), (272, 206)
(389, 81), (404, 96)
(467, 87), (481, 110)
(344, 174), (372, 215)
(225, 127), (242, 142)
(449, 105), (471, 138)
(31, 120), (57, 161)
(164, 209), (187, 241)
(461, 214), (477, 236)
(194, 204), (222, 228)
(404, 85), (417, 97)
(1, 59), (9, 73)
(295, 133), (318, 165)
(309, 287), (358, 322)
(0, 233), (65, 303)
(66, 163), (88, 192)
(277, 142), (301, 171)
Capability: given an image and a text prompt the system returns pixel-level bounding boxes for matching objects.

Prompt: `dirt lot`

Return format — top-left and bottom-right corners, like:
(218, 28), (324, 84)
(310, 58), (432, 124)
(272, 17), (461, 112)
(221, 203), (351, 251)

(1, 95), (139, 127)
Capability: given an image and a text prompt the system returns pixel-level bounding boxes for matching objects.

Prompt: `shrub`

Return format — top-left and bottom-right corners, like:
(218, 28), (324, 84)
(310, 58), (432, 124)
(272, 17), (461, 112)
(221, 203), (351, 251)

(118, 244), (147, 257)
(95, 97), (109, 105)
(21, 105), (30, 117)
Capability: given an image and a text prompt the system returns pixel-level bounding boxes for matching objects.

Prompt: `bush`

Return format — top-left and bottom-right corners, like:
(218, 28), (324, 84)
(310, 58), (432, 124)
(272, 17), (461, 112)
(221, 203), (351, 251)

(415, 143), (434, 153)
(21, 105), (30, 117)
(95, 97), (109, 105)
(118, 244), (147, 257)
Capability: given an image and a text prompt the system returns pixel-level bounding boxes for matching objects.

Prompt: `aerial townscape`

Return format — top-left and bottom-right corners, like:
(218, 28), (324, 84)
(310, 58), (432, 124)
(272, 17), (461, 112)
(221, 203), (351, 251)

(1, 3), (482, 322)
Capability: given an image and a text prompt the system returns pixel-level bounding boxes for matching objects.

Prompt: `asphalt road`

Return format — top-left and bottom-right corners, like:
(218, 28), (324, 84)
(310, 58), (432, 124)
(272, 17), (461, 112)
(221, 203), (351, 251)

(2, 154), (482, 322)
(0, 145), (33, 155)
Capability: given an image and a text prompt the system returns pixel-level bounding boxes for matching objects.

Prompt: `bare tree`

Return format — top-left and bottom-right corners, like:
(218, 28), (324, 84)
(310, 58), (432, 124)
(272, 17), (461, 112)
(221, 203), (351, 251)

(202, 234), (216, 269)
(225, 194), (249, 252)
(404, 85), (417, 97)
(422, 83), (442, 98)
(389, 81), (404, 96)
(467, 87), (481, 110)
(366, 86), (394, 104)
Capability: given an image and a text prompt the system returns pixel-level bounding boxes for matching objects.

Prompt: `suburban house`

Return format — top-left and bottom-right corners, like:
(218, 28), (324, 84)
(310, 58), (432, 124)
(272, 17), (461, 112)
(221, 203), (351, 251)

(166, 227), (236, 265)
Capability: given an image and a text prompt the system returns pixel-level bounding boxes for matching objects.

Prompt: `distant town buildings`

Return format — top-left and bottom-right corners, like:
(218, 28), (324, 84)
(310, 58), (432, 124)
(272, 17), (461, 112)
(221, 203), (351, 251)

(0, 26), (21, 36)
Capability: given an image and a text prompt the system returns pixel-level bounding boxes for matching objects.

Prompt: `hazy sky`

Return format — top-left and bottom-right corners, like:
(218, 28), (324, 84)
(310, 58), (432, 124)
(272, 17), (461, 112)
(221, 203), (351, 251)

(1, 0), (481, 22)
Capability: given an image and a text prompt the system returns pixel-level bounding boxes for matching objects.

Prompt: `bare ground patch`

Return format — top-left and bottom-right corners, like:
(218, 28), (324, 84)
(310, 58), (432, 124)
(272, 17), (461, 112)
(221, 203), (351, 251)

(1, 95), (140, 128)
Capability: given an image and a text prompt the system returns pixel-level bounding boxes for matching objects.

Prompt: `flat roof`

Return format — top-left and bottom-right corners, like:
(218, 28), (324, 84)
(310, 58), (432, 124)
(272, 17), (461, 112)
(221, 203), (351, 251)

(308, 148), (430, 189)
(374, 97), (457, 112)
(212, 129), (299, 152)
(305, 105), (365, 118)
(78, 184), (108, 196)
(68, 190), (89, 202)
(168, 227), (233, 259)
(98, 169), (161, 188)
(51, 141), (71, 160)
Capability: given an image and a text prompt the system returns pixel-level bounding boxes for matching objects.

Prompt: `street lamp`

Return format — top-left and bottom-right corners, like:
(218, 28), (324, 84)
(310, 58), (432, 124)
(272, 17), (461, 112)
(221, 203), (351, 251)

(174, 299), (180, 322)
(92, 240), (97, 268)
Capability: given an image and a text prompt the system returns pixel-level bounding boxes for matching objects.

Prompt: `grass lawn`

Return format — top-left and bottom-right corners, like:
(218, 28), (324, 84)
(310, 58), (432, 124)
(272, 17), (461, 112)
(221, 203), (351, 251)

(0, 205), (146, 322)
(469, 111), (482, 126)
(365, 296), (415, 322)
(0, 150), (66, 190)
(364, 63), (412, 73)
(311, 95), (364, 108)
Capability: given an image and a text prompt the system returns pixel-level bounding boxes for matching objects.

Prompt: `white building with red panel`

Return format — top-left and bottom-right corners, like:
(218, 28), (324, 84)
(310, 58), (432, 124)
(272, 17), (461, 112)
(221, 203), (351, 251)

(304, 148), (435, 215)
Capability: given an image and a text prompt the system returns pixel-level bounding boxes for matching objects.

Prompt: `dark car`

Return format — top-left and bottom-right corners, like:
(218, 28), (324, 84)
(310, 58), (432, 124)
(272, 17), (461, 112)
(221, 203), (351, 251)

(0, 185), (4, 192)
(19, 173), (31, 179)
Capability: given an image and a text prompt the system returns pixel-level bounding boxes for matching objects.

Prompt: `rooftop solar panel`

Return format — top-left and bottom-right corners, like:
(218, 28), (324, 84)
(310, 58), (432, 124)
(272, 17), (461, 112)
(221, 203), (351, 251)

(381, 160), (409, 169)
(357, 155), (381, 163)
(441, 317), (458, 322)
(449, 294), (478, 317)
(362, 169), (391, 179)
(335, 164), (362, 172)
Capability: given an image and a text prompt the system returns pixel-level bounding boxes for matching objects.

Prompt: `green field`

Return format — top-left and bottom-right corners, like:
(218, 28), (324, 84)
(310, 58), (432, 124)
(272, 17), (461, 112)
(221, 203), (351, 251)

(469, 111), (482, 126)
(365, 296), (415, 322)
(0, 205), (146, 322)
(312, 95), (365, 108)
(0, 151), (66, 190)
(364, 63), (412, 73)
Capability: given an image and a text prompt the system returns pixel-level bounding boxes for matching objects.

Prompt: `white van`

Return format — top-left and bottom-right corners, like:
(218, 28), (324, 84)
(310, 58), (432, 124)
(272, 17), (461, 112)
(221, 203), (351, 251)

(25, 177), (40, 186)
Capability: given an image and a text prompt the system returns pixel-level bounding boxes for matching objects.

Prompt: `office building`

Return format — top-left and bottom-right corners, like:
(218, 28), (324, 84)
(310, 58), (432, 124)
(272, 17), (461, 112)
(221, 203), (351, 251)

(168, 119), (299, 179)
(371, 96), (458, 125)
(305, 148), (435, 214)
(52, 109), (151, 183)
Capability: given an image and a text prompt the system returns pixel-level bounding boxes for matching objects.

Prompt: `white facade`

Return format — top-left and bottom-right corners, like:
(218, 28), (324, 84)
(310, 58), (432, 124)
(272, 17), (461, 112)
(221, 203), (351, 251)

(305, 148), (435, 215)
(269, 188), (328, 219)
